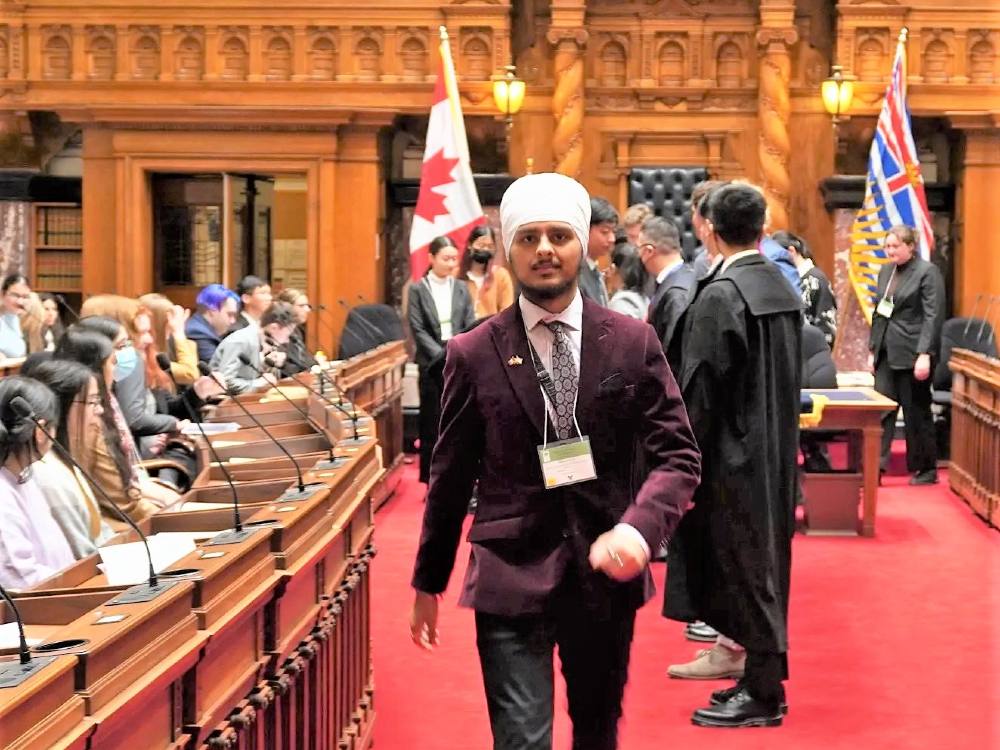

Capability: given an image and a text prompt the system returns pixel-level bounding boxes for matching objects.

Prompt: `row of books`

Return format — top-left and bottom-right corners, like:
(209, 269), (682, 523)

(36, 207), (83, 247)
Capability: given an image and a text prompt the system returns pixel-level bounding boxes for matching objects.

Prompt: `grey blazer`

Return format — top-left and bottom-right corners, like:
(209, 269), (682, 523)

(210, 323), (266, 394)
(407, 277), (476, 370)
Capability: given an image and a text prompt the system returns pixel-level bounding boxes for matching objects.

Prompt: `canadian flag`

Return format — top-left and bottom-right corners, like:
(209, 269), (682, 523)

(408, 28), (485, 280)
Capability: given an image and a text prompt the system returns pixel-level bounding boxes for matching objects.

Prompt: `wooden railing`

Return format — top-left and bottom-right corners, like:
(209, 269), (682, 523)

(2, 384), (382, 749)
(333, 341), (408, 510)
(949, 349), (1000, 527)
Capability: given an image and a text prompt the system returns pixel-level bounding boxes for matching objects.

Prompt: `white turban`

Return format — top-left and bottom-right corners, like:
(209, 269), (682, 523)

(499, 173), (592, 259)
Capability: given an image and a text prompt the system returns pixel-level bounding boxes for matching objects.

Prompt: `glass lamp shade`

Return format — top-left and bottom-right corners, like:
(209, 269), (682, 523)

(492, 69), (525, 116)
(821, 68), (854, 117)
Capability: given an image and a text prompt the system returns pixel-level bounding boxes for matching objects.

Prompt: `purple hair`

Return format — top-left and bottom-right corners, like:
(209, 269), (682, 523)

(195, 283), (238, 312)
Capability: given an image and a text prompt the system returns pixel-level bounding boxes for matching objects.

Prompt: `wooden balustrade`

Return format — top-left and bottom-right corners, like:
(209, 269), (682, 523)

(949, 349), (1000, 528)
(1, 363), (387, 750)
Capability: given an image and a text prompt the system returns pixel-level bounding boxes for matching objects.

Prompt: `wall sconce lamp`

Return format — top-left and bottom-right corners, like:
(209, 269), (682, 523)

(821, 65), (854, 124)
(492, 65), (526, 151)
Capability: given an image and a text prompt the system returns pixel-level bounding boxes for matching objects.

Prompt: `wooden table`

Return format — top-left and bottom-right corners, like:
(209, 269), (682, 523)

(801, 387), (898, 537)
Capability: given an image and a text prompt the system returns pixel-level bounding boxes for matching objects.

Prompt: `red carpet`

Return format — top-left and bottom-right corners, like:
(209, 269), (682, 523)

(372, 457), (998, 749)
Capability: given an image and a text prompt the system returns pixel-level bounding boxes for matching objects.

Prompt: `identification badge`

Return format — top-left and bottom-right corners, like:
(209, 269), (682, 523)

(875, 298), (894, 318)
(537, 437), (597, 489)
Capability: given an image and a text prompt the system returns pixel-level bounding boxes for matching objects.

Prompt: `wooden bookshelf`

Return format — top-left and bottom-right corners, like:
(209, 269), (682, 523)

(32, 202), (83, 293)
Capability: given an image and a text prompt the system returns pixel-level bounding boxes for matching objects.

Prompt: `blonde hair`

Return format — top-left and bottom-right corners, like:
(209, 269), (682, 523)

(623, 203), (654, 229)
(276, 288), (306, 306)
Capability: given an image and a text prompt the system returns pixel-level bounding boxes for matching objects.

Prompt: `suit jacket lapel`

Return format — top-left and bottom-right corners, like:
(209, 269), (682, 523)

(450, 278), (465, 333)
(576, 300), (611, 434)
(491, 306), (547, 439)
(418, 281), (442, 341)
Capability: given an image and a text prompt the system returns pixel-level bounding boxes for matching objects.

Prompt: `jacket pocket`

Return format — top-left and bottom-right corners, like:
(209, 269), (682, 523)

(467, 515), (535, 542)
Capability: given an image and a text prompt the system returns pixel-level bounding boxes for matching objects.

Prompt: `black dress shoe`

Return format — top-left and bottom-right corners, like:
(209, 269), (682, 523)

(710, 684), (788, 715)
(692, 687), (783, 728)
(909, 470), (938, 486)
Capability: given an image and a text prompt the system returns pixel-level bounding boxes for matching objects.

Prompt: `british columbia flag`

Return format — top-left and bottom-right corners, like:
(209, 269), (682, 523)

(849, 28), (934, 323)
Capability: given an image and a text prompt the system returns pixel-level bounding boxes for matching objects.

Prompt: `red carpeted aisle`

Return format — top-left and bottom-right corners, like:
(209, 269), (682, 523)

(372, 460), (998, 750)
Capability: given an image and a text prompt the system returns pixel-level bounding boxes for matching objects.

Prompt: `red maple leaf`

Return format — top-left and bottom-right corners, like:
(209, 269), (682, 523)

(414, 149), (460, 223)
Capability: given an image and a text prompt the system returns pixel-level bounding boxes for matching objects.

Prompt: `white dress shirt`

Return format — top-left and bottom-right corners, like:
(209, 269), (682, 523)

(518, 291), (649, 560)
(720, 248), (761, 273)
(426, 272), (455, 341)
(655, 256), (685, 286)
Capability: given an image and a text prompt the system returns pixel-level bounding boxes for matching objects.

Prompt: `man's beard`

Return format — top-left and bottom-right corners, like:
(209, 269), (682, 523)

(520, 277), (575, 302)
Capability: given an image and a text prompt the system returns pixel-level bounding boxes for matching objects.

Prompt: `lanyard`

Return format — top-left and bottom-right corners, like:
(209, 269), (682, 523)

(883, 267), (897, 302)
(525, 335), (583, 448)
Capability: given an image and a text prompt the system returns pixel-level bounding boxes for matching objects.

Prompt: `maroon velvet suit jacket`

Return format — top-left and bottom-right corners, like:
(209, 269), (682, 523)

(411, 298), (700, 617)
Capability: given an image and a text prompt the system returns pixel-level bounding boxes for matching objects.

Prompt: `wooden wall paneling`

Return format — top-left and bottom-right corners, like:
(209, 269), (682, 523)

(954, 128), (1000, 316)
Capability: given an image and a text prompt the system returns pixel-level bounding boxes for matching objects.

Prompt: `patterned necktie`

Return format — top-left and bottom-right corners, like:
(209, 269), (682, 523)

(545, 321), (578, 440)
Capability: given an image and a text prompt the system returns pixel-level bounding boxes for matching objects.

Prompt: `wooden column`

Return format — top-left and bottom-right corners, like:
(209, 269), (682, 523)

(248, 26), (264, 82)
(324, 123), (387, 353)
(71, 25), (87, 81)
(81, 127), (119, 295)
(115, 25), (130, 81)
(955, 129), (1000, 316)
(756, 6), (798, 232)
(547, 28), (587, 178)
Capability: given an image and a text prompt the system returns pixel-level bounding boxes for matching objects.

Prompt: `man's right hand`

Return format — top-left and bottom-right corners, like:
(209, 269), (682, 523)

(409, 591), (440, 651)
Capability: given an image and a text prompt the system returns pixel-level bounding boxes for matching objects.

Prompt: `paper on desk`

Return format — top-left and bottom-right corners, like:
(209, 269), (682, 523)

(152, 531), (217, 544)
(211, 440), (245, 448)
(97, 535), (197, 586)
(183, 422), (242, 436)
(0, 621), (42, 650)
(173, 501), (235, 512)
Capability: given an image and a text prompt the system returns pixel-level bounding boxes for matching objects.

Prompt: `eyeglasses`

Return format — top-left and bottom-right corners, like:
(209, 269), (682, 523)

(73, 397), (103, 407)
(5, 292), (30, 301)
(114, 339), (133, 351)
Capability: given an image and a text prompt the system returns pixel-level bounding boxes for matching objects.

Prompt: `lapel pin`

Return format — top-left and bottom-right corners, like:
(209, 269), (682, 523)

(508, 355), (523, 367)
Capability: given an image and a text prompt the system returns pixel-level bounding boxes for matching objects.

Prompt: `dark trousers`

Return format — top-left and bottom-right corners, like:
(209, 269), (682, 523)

(475, 598), (636, 750)
(874, 360), (936, 473)
(417, 367), (443, 484)
(743, 650), (788, 706)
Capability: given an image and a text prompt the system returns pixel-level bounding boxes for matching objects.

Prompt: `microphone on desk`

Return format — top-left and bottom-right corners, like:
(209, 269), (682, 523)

(0, 582), (55, 687)
(0, 583), (31, 665)
(54, 294), (80, 322)
(963, 293), (984, 338)
(977, 296), (997, 344)
(337, 298), (385, 341)
(317, 302), (370, 355)
(8, 396), (176, 604)
(237, 354), (347, 469)
(155, 355), (257, 545)
(198, 362), (321, 501)
(280, 365), (368, 443)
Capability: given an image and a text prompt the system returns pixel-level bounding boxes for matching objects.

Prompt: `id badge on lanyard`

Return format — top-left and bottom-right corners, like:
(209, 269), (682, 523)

(875, 269), (896, 318)
(527, 341), (597, 489)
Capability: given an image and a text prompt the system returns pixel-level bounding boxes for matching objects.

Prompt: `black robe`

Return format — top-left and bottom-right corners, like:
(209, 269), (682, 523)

(664, 253), (802, 654)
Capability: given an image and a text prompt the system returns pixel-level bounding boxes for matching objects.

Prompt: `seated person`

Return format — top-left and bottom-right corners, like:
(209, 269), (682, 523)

(185, 284), (239, 363)
(0, 376), (76, 589)
(22, 358), (115, 558)
(801, 322), (838, 473)
(210, 302), (296, 394)
(54, 327), (179, 523)
(0, 273), (30, 360)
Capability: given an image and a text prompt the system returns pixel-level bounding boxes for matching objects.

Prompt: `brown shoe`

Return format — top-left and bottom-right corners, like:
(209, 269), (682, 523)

(667, 643), (746, 680)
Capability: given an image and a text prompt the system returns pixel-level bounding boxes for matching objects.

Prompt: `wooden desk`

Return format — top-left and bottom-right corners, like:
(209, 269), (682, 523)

(949, 349), (1000, 526)
(801, 387), (898, 537)
(2, 368), (383, 750)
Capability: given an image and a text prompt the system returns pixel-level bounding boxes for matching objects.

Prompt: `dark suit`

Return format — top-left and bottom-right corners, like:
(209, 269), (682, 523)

(869, 256), (945, 472)
(413, 299), (700, 747)
(647, 261), (697, 373)
(577, 261), (608, 306)
(407, 277), (476, 483)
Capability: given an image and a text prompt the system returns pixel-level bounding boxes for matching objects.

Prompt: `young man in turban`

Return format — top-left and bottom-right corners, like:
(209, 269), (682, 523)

(409, 173), (701, 749)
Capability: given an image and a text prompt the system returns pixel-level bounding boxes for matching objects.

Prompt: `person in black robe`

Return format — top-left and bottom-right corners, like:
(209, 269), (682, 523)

(663, 183), (802, 728)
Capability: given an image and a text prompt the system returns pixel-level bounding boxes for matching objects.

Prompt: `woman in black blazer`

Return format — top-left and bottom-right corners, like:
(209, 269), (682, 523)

(408, 236), (476, 484)
(868, 225), (945, 485)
